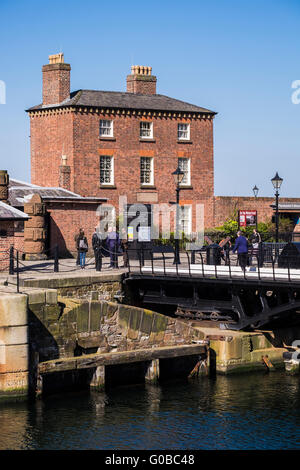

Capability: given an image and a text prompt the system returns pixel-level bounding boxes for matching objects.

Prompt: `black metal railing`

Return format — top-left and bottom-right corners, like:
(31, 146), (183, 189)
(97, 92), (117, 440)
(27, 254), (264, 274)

(126, 245), (300, 284)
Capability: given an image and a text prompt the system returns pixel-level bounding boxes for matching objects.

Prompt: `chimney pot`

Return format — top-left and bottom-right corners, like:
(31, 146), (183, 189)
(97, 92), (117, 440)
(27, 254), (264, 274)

(126, 65), (157, 94)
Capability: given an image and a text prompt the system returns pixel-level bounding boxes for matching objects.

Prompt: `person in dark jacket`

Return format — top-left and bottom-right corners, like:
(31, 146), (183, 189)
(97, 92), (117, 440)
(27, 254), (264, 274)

(232, 231), (248, 270)
(249, 229), (262, 266)
(120, 227), (129, 268)
(77, 231), (88, 269)
(75, 228), (84, 265)
(106, 226), (120, 269)
(92, 227), (103, 271)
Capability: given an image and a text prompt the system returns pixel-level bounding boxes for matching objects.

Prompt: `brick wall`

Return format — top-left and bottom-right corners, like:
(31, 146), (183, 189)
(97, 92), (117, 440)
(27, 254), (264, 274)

(213, 196), (300, 228)
(42, 63), (71, 105)
(46, 202), (101, 256)
(126, 75), (157, 94)
(13, 231), (24, 253)
(30, 109), (215, 230)
(0, 221), (14, 271)
(30, 111), (74, 188)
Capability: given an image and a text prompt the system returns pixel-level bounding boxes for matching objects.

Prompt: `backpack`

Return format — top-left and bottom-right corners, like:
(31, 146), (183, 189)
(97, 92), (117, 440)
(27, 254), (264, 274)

(79, 238), (87, 250)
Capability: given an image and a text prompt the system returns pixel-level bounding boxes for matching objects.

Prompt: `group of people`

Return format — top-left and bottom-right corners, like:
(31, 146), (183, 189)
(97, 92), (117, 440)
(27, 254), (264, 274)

(74, 227), (129, 270)
(232, 228), (262, 270)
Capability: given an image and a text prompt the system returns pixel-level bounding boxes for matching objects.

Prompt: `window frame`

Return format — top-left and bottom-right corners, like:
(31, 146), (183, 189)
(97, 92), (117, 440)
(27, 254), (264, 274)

(139, 121), (153, 139)
(140, 156), (154, 186)
(178, 157), (191, 186)
(179, 204), (192, 235)
(177, 123), (190, 141)
(99, 119), (114, 138)
(100, 155), (114, 186)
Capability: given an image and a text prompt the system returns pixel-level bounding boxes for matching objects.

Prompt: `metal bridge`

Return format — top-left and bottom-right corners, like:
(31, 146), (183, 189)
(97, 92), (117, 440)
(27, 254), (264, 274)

(124, 247), (300, 331)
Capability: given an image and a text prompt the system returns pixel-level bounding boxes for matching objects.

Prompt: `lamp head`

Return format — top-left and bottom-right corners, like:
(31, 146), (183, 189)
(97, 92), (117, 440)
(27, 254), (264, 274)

(172, 167), (185, 185)
(253, 185), (259, 198)
(271, 172), (283, 191)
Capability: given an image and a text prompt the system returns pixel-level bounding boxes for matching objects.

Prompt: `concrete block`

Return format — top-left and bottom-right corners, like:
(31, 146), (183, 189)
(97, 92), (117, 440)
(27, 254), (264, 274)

(0, 344), (28, 373)
(140, 310), (154, 335)
(45, 290), (58, 305)
(90, 302), (101, 331)
(28, 290), (46, 305)
(0, 326), (28, 346)
(0, 294), (28, 327)
(128, 309), (141, 340)
(76, 302), (89, 333)
(0, 371), (28, 396)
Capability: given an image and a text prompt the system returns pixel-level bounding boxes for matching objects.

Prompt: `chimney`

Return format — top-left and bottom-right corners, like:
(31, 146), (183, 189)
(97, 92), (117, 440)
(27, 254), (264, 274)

(126, 65), (157, 95)
(0, 170), (9, 204)
(42, 53), (71, 105)
(59, 155), (71, 191)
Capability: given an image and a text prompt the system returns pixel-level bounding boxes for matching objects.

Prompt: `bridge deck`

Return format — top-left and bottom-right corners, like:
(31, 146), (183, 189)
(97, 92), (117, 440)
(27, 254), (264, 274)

(130, 264), (300, 283)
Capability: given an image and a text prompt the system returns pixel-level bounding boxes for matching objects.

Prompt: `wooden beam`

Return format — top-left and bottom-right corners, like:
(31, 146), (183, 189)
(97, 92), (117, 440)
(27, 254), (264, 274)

(38, 344), (207, 375)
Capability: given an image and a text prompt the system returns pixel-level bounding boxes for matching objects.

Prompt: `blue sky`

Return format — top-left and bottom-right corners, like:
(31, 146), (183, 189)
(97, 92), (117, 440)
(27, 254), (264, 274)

(0, 0), (299, 197)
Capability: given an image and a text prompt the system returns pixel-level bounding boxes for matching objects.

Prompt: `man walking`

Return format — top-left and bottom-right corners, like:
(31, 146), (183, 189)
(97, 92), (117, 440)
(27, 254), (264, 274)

(232, 231), (248, 270)
(75, 228), (84, 265)
(106, 226), (120, 269)
(92, 227), (103, 271)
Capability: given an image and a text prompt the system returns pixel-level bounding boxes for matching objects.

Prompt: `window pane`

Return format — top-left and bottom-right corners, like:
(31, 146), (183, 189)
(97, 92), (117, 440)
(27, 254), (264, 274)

(140, 157), (153, 184)
(100, 120), (112, 136)
(100, 156), (113, 184)
(140, 122), (152, 138)
(178, 158), (190, 185)
(178, 123), (189, 139)
(179, 206), (191, 234)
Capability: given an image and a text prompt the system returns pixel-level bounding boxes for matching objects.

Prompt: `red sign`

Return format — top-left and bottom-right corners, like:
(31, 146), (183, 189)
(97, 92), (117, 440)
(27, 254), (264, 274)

(239, 210), (257, 227)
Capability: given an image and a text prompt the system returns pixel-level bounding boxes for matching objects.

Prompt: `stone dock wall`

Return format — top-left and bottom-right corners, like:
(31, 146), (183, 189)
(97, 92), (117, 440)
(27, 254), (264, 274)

(2, 273), (300, 401)
(0, 284), (204, 401)
(21, 273), (124, 301)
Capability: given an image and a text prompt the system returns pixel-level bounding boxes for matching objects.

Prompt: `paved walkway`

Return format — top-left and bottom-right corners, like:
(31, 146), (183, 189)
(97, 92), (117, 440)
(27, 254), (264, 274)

(0, 255), (128, 284)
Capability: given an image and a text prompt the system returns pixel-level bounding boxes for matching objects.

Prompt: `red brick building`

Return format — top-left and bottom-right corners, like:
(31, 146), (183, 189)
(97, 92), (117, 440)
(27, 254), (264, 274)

(27, 54), (216, 234)
(26, 53), (300, 243)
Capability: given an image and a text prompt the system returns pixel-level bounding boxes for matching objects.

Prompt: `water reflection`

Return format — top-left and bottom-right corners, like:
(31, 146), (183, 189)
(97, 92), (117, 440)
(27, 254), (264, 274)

(1, 372), (300, 449)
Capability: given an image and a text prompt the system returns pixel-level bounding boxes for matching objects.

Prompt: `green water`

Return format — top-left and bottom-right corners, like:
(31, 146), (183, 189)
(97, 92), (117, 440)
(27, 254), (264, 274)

(1, 371), (300, 450)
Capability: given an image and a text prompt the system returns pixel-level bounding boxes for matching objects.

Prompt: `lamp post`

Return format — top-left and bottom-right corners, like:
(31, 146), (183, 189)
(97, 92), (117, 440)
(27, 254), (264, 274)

(253, 185), (259, 229)
(271, 172), (283, 243)
(253, 185), (259, 198)
(172, 167), (185, 264)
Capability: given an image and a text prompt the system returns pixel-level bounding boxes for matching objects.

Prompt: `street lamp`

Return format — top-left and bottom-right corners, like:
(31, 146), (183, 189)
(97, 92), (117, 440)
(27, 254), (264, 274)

(252, 185), (259, 229)
(253, 185), (259, 198)
(271, 172), (283, 243)
(172, 167), (185, 264)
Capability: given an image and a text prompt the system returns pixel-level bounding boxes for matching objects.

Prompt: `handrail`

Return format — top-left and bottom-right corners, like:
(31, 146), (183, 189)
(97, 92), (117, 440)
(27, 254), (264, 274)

(162, 251), (166, 276)
(271, 255), (275, 281)
(257, 255), (261, 281)
(186, 251), (191, 277)
(199, 252), (205, 278)
(288, 256), (291, 283)
(228, 255), (232, 279)
(150, 250), (154, 275)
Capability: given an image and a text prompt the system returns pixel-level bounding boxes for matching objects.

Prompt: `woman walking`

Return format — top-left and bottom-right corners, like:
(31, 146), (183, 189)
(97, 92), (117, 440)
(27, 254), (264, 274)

(77, 230), (88, 269)
(250, 228), (262, 266)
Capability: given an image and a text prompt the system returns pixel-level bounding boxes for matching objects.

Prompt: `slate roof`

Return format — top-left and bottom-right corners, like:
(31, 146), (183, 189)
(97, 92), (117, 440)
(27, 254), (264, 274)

(0, 201), (29, 220)
(26, 90), (216, 114)
(8, 179), (106, 207)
